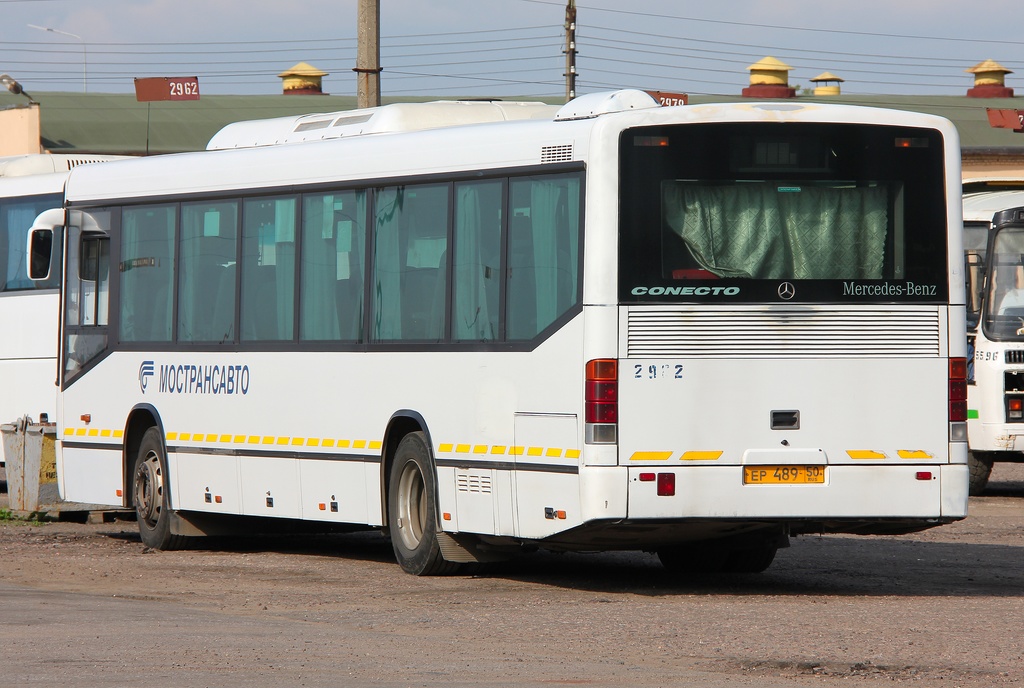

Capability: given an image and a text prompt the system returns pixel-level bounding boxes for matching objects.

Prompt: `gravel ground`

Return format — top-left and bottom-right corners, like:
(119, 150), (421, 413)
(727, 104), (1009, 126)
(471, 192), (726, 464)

(0, 463), (1022, 687)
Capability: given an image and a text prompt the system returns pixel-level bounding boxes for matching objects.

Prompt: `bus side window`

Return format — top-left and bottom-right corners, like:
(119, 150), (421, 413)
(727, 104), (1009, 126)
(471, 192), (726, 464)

(242, 196), (296, 342)
(300, 191), (365, 342)
(179, 202), (238, 343)
(120, 206), (176, 343)
(507, 174), (581, 341)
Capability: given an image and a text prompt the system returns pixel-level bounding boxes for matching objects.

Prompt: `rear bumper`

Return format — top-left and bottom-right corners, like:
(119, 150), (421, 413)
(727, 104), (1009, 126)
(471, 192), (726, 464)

(625, 464), (968, 522)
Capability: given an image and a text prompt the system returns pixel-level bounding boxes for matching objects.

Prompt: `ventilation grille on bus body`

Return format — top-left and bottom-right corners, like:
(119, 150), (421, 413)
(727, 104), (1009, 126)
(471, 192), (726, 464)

(456, 470), (493, 494)
(1006, 350), (1024, 364)
(625, 307), (942, 358)
(62, 156), (121, 170)
(541, 144), (573, 164)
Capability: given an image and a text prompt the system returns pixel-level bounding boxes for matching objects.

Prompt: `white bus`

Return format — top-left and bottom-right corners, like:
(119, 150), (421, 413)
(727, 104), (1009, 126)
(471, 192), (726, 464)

(30, 91), (968, 575)
(964, 190), (1024, 492)
(0, 155), (125, 467)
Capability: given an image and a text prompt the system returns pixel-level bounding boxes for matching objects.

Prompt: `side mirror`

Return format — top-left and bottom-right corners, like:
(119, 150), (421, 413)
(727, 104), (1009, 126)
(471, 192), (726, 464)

(28, 228), (54, 281)
(27, 208), (65, 282)
(966, 251), (984, 331)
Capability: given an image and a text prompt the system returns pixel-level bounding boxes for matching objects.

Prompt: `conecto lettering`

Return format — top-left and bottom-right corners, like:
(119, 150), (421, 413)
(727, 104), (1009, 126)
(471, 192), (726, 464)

(631, 286), (740, 296)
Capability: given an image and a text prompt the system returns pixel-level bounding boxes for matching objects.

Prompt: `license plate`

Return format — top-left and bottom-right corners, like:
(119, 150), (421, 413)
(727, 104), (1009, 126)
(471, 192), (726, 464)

(743, 465), (825, 484)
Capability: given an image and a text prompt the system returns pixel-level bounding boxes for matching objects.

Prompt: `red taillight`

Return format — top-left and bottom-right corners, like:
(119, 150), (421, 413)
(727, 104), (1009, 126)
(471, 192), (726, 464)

(586, 359), (618, 424)
(657, 472), (676, 496)
(949, 357), (967, 422)
(587, 402), (618, 423)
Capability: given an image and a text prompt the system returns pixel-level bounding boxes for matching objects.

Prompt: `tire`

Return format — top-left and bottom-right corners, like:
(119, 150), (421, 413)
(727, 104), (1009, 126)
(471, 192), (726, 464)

(387, 432), (460, 576)
(657, 542), (729, 574)
(132, 427), (186, 550)
(968, 451), (994, 496)
(723, 545), (777, 573)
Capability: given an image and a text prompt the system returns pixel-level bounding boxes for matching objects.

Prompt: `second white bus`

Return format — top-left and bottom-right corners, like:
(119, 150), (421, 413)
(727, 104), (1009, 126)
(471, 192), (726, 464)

(0, 154), (124, 467)
(32, 91), (968, 574)
(964, 190), (1024, 492)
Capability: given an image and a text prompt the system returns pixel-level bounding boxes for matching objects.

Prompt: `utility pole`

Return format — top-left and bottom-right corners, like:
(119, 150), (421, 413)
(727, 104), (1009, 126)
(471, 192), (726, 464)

(355, 0), (381, 108)
(563, 0), (577, 103)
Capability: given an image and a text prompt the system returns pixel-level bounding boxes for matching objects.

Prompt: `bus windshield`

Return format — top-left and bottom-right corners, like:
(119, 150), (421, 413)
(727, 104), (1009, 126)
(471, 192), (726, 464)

(1, 192), (63, 292)
(619, 122), (948, 303)
(984, 225), (1024, 340)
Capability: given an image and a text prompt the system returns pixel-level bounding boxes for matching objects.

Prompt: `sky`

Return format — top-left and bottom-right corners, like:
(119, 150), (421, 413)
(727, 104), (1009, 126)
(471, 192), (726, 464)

(2, 0), (1024, 100)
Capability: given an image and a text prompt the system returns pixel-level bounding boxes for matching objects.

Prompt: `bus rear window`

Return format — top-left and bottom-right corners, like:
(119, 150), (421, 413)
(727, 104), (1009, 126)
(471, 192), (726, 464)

(619, 122), (948, 303)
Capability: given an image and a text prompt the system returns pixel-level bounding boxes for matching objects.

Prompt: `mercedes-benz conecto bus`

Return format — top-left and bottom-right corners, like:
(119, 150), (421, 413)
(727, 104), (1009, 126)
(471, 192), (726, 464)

(966, 193), (1024, 492)
(30, 91), (968, 575)
(1, 154), (123, 466)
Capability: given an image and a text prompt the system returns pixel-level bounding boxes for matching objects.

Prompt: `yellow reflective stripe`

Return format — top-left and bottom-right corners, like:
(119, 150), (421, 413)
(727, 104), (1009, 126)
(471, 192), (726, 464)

(847, 450), (887, 459)
(439, 443), (581, 460)
(628, 451), (673, 461)
(69, 426), (587, 461)
(681, 451), (722, 461)
(898, 450), (933, 459)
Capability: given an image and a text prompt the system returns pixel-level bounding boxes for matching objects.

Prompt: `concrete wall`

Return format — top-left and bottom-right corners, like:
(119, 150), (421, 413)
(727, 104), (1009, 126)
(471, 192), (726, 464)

(0, 105), (42, 156)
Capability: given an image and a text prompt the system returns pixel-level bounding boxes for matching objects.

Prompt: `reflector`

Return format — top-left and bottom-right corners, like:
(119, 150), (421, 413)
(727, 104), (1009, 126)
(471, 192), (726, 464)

(657, 472), (676, 496)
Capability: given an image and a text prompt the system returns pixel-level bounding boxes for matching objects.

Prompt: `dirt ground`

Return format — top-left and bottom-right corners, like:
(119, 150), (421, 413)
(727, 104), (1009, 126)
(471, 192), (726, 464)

(1, 463), (1022, 688)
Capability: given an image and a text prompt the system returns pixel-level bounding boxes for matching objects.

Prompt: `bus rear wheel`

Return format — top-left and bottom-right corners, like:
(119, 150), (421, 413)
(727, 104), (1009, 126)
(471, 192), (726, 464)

(387, 432), (460, 576)
(968, 452), (994, 496)
(723, 544), (777, 573)
(133, 427), (186, 550)
(657, 542), (729, 574)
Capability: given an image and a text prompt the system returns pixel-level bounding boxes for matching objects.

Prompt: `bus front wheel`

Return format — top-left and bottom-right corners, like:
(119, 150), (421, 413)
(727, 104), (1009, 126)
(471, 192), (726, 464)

(387, 432), (460, 576)
(133, 427), (186, 550)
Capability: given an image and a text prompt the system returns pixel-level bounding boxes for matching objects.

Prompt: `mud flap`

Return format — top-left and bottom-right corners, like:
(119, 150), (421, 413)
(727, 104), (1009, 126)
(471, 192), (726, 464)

(436, 531), (514, 563)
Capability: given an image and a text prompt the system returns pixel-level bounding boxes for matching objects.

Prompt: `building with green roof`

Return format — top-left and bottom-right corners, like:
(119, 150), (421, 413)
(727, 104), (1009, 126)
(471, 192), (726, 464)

(4, 82), (1024, 184)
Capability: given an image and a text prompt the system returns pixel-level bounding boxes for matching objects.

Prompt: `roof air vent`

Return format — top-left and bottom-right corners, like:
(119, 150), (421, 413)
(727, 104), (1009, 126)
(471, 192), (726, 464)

(554, 89), (659, 121)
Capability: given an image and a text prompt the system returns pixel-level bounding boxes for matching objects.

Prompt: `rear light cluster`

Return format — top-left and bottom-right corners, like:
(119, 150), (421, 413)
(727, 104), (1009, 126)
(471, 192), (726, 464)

(1007, 397), (1024, 421)
(1005, 370), (1024, 422)
(949, 357), (967, 423)
(638, 471), (676, 496)
(585, 359), (617, 444)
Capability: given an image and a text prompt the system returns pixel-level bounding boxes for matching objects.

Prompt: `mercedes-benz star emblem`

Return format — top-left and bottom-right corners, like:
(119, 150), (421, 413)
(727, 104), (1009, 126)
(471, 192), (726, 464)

(777, 282), (796, 300)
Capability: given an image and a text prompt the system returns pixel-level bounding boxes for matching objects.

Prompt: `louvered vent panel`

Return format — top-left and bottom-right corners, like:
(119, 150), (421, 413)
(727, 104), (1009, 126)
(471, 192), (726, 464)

(1006, 350), (1024, 364)
(456, 471), (493, 494)
(541, 144), (573, 164)
(626, 308), (941, 358)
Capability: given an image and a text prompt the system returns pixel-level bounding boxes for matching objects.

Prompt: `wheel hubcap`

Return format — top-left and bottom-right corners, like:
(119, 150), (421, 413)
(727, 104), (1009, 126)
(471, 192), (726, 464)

(396, 461), (426, 551)
(134, 453), (163, 527)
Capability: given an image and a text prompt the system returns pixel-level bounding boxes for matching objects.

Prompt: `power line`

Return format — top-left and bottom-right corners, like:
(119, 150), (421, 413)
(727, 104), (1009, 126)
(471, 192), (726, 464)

(513, 0), (1024, 46)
